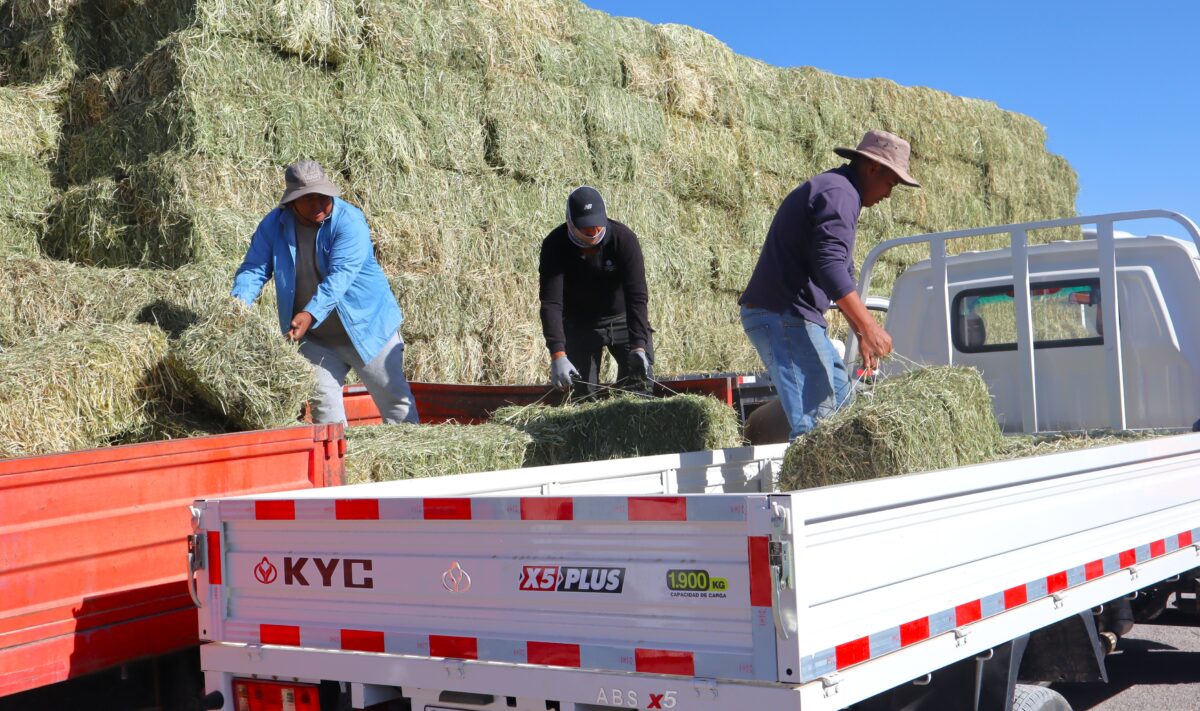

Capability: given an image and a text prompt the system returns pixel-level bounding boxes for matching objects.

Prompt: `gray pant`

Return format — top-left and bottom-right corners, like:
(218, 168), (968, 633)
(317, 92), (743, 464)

(299, 331), (420, 425)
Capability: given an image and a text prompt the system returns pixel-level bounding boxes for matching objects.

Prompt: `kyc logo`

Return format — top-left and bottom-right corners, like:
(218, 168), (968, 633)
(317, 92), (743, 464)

(254, 556), (374, 589)
(442, 561), (472, 593)
(519, 565), (625, 593)
(254, 556), (278, 584)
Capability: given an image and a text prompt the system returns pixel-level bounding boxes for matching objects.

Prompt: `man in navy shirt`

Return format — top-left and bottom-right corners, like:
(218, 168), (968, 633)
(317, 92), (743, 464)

(739, 130), (920, 440)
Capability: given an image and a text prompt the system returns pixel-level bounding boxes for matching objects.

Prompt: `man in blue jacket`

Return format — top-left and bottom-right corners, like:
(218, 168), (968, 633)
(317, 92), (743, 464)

(231, 160), (419, 425)
(739, 130), (919, 441)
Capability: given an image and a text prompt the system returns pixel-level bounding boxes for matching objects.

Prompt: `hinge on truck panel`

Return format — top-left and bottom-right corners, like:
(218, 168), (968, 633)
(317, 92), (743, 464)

(186, 533), (206, 608)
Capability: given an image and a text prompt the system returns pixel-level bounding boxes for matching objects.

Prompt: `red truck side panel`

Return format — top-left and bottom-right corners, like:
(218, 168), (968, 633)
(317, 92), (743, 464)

(0, 424), (345, 697)
(343, 378), (737, 426)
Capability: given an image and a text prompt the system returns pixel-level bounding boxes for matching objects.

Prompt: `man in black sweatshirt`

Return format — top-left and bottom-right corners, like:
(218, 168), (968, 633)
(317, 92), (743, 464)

(538, 186), (653, 397)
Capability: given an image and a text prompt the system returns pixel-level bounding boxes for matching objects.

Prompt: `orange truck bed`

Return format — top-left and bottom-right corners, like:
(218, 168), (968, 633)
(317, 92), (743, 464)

(0, 424), (345, 696)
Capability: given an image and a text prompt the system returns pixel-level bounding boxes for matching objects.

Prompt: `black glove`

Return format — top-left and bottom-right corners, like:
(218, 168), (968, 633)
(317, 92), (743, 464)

(627, 349), (652, 380)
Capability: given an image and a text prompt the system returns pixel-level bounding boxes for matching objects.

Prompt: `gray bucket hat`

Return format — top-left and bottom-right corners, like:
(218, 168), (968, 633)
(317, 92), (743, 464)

(834, 130), (921, 188)
(279, 159), (342, 206)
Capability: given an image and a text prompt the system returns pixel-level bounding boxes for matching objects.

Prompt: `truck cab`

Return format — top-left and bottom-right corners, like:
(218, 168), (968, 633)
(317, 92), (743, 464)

(863, 212), (1200, 432)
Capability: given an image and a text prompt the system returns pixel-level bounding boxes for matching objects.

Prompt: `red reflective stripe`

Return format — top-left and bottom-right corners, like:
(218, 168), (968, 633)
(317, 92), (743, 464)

(835, 637), (870, 669)
(430, 635), (478, 660)
(206, 531), (222, 585)
(1085, 560), (1105, 580)
(955, 600), (982, 626)
(260, 624), (300, 646)
(1046, 571), (1068, 594)
(1150, 539), (1166, 558)
(1004, 585), (1027, 609)
(748, 536), (772, 607)
(1119, 549), (1137, 568)
(899, 618), (930, 646)
(340, 629), (385, 653)
(424, 498), (472, 520)
(255, 500), (295, 520)
(635, 648), (694, 675)
(628, 497), (687, 521)
(336, 499), (379, 520)
(521, 497), (574, 520)
(527, 641), (581, 667)
(1181, 530), (1194, 547)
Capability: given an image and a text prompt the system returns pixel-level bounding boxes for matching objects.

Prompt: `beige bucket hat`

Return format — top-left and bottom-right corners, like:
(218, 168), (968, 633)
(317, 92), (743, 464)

(279, 159), (343, 206)
(834, 130), (921, 188)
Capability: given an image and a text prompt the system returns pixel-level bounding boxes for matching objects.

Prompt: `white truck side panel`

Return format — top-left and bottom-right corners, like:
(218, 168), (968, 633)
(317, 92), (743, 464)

(197, 434), (1200, 710)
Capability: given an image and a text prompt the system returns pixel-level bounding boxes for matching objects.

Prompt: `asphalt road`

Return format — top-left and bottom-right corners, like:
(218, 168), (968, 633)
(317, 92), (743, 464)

(1053, 604), (1200, 710)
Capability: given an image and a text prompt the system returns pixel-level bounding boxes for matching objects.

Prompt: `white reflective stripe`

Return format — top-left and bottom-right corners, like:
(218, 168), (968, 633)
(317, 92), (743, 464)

(573, 497), (629, 520)
(479, 638), (527, 664)
(868, 628), (901, 658)
(1066, 565), (1087, 588)
(384, 632), (428, 656)
(580, 645), (635, 672)
(980, 592), (1005, 618)
(378, 499), (423, 519)
(694, 651), (754, 680)
(1102, 555), (1121, 575)
(302, 626), (340, 650)
(1135, 544), (1152, 563)
(751, 607), (777, 681)
(927, 609), (956, 636)
(224, 621), (259, 644)
(800, 648), (837, 681)
(218, 501), (257, 520)
(1026, 577), (1049, 600)
(471, 497), (522, 520)
(294, 500), (336, 520)
(686, 496), (748, 521)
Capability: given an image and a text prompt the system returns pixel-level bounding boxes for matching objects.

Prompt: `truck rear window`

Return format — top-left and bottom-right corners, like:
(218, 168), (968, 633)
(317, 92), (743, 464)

(952, 279), (1104, 352)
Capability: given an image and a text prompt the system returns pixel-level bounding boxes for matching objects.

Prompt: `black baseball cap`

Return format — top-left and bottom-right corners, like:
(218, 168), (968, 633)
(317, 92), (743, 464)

(566, 186), (607, 228)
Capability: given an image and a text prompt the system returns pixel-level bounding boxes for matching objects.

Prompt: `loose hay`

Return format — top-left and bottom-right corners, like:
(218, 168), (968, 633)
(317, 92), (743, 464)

(494, 393), (741, 466)
(779, 366), (1005, 490)
(344, 422), (533, 483)
(165, 294), (318, 431)
(0, 323), (172, 458)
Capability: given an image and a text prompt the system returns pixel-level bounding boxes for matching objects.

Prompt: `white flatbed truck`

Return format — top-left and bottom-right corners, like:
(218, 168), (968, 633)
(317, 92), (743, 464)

(190, 211), (1200, 711)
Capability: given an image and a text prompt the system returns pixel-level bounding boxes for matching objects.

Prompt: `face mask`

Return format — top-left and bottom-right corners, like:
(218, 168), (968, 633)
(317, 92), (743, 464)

(566, 204), (606, 249)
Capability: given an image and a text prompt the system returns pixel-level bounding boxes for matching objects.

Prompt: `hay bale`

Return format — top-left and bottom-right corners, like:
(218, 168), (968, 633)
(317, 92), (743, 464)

(779, 366), (1005, 490)
(0, 322), (171, 458)
(0, 154), (54, 258)
(660, 115), (744, 209)
(483, 69), (593, 183)
(582, 85), (667, 184)
(58, 30), (344, 185)
(344, 422), (533, 483)
(494, 393), (741, 466)
(165, 294), (318, 431)
(0, 85), (61, 156)
(653, 23), (745, 125)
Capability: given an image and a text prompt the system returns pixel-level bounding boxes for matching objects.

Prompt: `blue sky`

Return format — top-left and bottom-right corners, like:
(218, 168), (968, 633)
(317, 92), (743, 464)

(584, 1), (1199, 239)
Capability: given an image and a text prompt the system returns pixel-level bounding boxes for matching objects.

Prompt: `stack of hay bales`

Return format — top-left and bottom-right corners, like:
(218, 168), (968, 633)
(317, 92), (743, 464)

(7, 0), (1076, 386)
(0, 0), (1080, 456)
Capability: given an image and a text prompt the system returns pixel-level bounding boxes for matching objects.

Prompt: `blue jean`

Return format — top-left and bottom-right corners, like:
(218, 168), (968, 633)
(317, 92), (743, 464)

(299, 331), (420, 425)
(740, 306), (851, 441)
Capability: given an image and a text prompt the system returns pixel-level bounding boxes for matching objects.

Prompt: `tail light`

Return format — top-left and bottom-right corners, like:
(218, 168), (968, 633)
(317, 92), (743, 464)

(232, 679), (321, 711)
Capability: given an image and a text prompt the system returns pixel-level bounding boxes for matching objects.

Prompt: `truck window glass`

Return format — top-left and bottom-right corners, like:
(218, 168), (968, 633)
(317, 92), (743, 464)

(953, 279), (1104, 352)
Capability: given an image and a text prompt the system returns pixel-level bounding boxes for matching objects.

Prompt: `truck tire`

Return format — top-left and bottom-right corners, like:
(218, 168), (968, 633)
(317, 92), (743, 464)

(1013, 684), (1072, 711)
